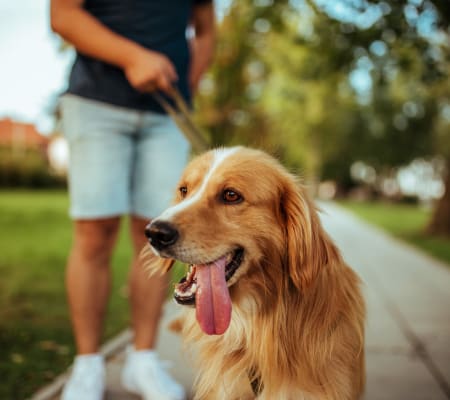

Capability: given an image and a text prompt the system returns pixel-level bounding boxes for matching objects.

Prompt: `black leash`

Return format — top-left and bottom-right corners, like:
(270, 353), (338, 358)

(152, 86), (210, 154)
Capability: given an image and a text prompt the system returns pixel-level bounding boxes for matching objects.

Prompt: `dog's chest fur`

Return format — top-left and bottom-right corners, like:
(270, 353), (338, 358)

(179, 297), (324, 400)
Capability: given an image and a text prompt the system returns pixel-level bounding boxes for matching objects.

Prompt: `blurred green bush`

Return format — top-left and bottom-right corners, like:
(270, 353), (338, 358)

(0, 146), (66, 188)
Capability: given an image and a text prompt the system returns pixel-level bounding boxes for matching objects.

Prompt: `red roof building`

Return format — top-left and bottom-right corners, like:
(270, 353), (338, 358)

(0, 118), (49, 150)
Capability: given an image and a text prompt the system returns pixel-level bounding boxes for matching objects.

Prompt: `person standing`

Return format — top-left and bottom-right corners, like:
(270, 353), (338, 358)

(50, 1), (215, 399)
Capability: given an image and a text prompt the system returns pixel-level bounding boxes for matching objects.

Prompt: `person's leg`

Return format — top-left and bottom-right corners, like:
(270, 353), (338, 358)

(129, 111), (190, 349)
(121, 112), (190, 400)
(130, 111), (190, 346)
(59, 95), (138, 400)
(129, 216), (168, 350)
(66, 217), (121, 354)
(61, 96), (136, 352)
(128, 216), (169, 349)
(62, 218), (120, 400)
(122, 214), (185, 399)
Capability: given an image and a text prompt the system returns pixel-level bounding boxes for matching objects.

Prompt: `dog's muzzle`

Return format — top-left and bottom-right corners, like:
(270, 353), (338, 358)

(145, 220), (179, 251)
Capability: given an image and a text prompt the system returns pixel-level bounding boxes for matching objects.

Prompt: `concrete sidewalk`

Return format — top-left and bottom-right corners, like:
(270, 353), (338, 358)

(32, 202), (450, 400)
(321, 202), (450, 400)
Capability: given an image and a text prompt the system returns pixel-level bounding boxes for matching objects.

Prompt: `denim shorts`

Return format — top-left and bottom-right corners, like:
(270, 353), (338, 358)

(60, 94), (190, 219)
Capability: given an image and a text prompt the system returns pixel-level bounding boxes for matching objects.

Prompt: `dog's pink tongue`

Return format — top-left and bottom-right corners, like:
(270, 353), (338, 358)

(195, 257), (231, 335)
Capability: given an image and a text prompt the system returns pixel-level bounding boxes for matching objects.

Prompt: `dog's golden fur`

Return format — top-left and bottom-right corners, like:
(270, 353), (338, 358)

(144, 147), (365, 400)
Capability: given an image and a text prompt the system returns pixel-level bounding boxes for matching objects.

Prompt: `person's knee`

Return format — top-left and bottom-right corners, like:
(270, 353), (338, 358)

(72, 218), (121, 265)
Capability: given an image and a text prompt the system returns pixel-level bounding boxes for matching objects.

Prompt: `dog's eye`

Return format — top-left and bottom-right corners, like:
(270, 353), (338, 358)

(222, 189), (243, 204)
(179, 186), (188, 198)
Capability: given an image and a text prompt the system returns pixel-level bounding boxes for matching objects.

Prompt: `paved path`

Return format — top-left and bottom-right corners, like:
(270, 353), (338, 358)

(320, 202), (450, 400)
(32, 202), (450, 400)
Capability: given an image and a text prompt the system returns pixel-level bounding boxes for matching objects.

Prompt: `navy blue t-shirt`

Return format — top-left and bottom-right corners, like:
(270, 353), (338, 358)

(67, 0), (211, 113)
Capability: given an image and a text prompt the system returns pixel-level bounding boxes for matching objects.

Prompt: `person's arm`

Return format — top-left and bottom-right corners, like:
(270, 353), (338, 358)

(50, 0), (177, 92)
(189, 1), (216, 93)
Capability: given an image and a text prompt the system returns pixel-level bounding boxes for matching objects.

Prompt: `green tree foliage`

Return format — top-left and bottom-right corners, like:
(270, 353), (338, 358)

(0, 147), (66, 188)
(195, 0), (288, 149)
(195, 0), (450, 233)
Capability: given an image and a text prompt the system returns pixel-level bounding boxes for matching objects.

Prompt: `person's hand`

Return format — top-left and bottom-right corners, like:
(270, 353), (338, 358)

(124, 47), (178, 93)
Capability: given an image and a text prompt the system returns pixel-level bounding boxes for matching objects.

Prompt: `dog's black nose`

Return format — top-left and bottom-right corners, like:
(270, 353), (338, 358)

(145, 220), (179, 251)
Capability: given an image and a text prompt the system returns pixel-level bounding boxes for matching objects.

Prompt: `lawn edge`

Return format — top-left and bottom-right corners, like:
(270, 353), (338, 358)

(335, 200), (450, 267)
(321, 201), (450, 269)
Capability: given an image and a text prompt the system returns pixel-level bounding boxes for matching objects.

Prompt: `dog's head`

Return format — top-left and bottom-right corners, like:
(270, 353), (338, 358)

(145, 147), (339, 335)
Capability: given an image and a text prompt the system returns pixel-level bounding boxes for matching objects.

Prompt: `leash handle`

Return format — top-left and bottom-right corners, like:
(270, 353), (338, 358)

(152, 86), (210, 154)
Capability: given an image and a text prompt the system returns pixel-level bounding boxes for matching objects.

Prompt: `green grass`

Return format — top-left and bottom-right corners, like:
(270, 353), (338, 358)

(339, 200), (450, 266)
(0, 190), (185, 399)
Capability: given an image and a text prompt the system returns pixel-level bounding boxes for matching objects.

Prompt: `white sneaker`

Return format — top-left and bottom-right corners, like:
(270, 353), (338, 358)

(121, 347), (186, 400)
(61, 353), (105, 400)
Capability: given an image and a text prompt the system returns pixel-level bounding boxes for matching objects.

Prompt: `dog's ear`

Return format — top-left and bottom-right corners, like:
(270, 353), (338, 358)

(140, 245), (175, 276)
(280, 175), (340, 291)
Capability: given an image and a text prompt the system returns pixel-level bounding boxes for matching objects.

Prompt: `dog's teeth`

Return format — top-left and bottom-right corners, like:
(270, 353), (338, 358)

(176, 289), (189, 298)
(175, 282), (197, 298)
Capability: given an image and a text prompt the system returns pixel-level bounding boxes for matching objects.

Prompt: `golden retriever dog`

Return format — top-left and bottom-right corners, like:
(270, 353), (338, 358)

(144, 146), (365, 400)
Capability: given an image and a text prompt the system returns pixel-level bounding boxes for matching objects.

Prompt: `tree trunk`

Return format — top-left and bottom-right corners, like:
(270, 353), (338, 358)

(427, 162), (450, 236)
